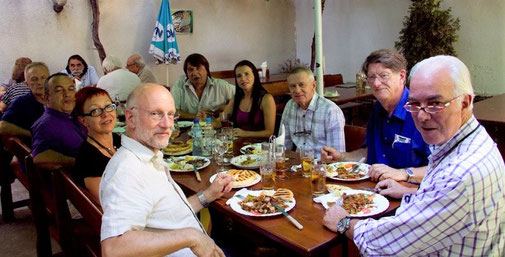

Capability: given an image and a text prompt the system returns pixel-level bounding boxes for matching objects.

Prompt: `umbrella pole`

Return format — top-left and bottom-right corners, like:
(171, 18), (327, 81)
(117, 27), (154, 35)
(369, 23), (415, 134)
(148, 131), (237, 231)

(314, 0), (324, 97)
(166, 65), (169, 88)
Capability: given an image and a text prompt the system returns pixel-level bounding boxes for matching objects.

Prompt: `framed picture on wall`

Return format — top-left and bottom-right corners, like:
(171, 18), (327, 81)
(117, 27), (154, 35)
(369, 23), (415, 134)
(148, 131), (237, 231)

(172, 9), (193, 34)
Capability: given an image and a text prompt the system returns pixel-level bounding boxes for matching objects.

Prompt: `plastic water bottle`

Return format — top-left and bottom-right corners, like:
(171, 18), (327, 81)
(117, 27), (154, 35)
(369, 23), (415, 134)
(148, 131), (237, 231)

(201, 117), (213, 156)
(192, 119), (203, 156)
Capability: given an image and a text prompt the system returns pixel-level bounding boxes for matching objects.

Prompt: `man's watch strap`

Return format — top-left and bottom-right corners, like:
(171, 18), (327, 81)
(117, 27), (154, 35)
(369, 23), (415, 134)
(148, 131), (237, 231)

(337, 216), (351, 234)
(404, 167), (414, 182)
(197, 190), (209, 208)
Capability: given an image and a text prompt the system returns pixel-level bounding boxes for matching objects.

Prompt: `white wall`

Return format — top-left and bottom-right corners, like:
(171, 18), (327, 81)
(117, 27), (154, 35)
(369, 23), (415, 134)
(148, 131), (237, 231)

(0, 0), (296, 87)
(295, 0), (505, 95)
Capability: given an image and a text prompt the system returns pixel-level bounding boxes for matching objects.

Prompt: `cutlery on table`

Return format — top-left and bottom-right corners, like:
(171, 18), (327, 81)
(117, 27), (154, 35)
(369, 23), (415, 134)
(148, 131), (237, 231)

(351, 157), (366, 173)
(272, 202), (304, 230)
(359, 186), (380, 193)
(192, 163), (201, 182)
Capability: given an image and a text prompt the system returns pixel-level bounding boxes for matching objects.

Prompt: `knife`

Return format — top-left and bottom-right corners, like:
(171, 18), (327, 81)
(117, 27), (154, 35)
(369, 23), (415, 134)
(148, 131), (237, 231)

(359, 186), (380, 193)
(192, 163), (201, 182)
(351, 157), (366, 173)
(272, 202), (303, 230)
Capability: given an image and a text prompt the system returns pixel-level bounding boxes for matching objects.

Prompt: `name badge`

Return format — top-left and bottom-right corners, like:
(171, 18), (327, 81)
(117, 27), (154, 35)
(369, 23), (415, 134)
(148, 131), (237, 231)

(392, 134), (411, 149)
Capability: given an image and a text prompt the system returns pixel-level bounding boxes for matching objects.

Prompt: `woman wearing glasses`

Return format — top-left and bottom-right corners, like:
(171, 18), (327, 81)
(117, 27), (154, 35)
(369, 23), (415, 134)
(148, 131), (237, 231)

(74, 87), (121, 203)
(207, 60), (276, 138)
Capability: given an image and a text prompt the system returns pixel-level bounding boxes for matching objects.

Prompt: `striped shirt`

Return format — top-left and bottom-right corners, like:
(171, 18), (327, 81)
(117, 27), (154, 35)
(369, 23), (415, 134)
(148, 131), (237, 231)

(281, 93), (345, 157)
(1, 82), (29, 106)
(353, 116), (505, 256)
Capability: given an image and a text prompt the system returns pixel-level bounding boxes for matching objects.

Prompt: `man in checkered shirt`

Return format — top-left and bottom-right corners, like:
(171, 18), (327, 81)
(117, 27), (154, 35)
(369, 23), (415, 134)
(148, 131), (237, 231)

(323, 55), (505, 256)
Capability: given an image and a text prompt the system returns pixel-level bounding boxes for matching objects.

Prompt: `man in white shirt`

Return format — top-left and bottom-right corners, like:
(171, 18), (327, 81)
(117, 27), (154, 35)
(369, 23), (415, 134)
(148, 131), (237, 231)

(100, 83), (233, 257)
(97, 55), (141, 101)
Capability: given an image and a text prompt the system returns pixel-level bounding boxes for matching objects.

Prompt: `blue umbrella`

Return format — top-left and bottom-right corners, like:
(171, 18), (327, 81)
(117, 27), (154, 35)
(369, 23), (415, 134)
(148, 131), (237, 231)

(149, 0), (180, 85)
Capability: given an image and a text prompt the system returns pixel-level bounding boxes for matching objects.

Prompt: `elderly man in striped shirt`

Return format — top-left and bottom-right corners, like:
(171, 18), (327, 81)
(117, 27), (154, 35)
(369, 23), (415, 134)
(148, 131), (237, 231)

(323, 55), (505, 256)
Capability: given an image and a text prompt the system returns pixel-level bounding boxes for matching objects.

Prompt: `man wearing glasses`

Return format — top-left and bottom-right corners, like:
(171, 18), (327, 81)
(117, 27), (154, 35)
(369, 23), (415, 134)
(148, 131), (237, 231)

(322, 49), (430, 189)
(100, 84), (232, 257)
(281, 66), (345, 157)
(31, 73), (87, 169)
(323, 55), (505, 256)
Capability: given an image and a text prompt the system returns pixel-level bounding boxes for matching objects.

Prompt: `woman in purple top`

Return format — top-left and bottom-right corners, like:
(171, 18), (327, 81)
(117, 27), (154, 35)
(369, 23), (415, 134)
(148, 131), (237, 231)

(213, 60), (276, 138)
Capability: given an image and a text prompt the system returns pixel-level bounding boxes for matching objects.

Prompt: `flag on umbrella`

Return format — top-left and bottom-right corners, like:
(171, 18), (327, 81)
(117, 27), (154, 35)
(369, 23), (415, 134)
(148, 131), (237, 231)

(149, 0), (181, 64)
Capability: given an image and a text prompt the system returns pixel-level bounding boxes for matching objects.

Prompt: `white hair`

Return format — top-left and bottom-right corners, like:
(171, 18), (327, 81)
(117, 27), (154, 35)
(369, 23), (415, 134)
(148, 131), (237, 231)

(102, 55), (122, 73)
(409, 55), (474, 108)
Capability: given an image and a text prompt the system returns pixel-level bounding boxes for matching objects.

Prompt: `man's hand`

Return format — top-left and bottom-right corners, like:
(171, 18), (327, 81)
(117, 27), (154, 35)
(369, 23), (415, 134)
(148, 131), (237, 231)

(195, 110), (207, 121)
(204, 173), (233, 202)
(376, 179), (417, 199)
(322, 205), (350, 233)
(321, 146), (342, 163)
(369, 164), (408, 182)
(189, 230), (225, 257)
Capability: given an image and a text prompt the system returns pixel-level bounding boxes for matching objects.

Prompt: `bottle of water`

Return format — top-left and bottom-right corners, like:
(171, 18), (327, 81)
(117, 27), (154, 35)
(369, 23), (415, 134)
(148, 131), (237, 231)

(201, 117), (213, 156)
(192, 119), (203, 156)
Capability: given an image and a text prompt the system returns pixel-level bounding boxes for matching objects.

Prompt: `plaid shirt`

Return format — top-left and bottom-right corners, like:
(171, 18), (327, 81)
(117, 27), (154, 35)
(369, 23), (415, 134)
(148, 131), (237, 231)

(280, 93), (345, 157)
(354, 116), (505, 256)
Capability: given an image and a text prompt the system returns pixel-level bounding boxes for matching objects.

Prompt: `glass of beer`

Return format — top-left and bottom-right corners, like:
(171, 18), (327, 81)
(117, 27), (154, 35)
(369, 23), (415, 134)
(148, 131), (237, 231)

(300, 147), (314, 178)
(275, 145), (288, 180)
(260, 156), (275, 190)
(311, 160), (327, 196)
(170, 123), (180, 139)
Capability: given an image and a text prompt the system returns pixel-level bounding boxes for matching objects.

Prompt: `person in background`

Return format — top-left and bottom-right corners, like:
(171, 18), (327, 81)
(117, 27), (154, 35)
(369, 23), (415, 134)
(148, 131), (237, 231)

(0, 57), (33, 112)
(281, 66), (345, 157)
(322, 49), (429, 184)
(126, 54), (158, 84)
(0, 62), (49, 138)
(74, 87), (120, 204)
(100, 83), (232, 257)
(31, 73), (86, 170)
(171, 53), (235, 120)
(323, 55), (505, 256)
(62, 54), (100, 87)
(202, 60), (275, 138)
(97, 55), (141, 102)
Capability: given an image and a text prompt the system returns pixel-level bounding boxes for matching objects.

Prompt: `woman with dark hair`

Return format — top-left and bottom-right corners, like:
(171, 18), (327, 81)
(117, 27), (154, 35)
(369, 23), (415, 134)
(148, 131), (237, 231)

(62, 54), (100, 87)
(73, 87), (120, 203)
(211, 60), (275, 138)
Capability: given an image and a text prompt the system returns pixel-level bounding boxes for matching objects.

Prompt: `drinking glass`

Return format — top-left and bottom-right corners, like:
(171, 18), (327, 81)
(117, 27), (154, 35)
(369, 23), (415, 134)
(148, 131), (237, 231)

(220, 112), (231, 128)
(170, 123), (180, 139)
(222, 126), (234, 155)
(311, 160), (327, 196)
(300, 147), (314, 178)
(260, 155), (275, 190)
(215, 133), (229, 173)
(275, 145), (288, 180)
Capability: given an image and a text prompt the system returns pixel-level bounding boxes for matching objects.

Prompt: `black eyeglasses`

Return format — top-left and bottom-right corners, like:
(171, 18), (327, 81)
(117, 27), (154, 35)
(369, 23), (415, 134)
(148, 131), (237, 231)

(293, 100), (318, 137)
(82, 103), (117, 117)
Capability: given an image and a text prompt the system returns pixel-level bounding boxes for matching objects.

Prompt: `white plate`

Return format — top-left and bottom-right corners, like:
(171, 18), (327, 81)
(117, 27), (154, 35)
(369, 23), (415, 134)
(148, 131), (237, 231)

(209, 171), (261, 188)
(326, 162), (370, 181)
(315, 189), (389, 217)
(230, 154), (262, 169)
(177, 121), (193, 128)
(239, 143), (263, 155)
(323, 90), (340, 98)
(229, 190), (296, 217)
(165, 156), (210, 172)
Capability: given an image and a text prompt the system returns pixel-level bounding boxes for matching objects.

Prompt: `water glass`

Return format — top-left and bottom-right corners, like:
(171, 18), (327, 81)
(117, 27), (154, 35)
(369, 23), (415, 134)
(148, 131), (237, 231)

(311, 160), (327, 196)
(215, 133), (229, 173)
(260, 156), (275, 190)
(275, 145), (288, 180)
(300, 147), (314, 178)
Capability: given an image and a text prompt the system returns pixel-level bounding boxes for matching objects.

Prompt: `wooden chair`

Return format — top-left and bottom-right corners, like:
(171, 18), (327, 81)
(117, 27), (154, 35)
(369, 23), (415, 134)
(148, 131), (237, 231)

(323, 74), (344, 87)
(210, 68), (270, 79)
(344, 125), (366, 152)
(52, 169), (102, 257)
(262, 81), (290, 97)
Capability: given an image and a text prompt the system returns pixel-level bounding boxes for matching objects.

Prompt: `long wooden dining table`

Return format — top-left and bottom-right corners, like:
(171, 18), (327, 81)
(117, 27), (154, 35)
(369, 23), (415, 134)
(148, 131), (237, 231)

(170, 138), (402, 257)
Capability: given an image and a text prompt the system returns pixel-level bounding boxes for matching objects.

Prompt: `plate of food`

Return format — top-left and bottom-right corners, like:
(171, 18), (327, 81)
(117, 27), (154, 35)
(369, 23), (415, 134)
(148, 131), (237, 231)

(165, 155), (210, 172)
(326, 162), (370, 181)
(314, 189), (389, 217)
(177, 121), (193, 129)
(230, 154), (261, 169)
(162, 139), (193, 156)
(239, 143), (263, 155)
(210, 169), (260, 188)
(229, 188), (296, 217)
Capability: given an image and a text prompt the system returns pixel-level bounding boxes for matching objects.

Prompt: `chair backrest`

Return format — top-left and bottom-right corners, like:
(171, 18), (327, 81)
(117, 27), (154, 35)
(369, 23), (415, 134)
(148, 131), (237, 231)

(5, 136), (31, 188)
(344, 125), (366, 152)
(262, 81), (290, 97)
(323, 74), (344, 87)
(210, 68), (270, 79)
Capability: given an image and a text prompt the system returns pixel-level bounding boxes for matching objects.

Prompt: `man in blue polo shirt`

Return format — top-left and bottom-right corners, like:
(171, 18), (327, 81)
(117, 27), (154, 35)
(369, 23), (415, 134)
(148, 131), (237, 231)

(0, 62), (48, 138)
(322, 49), (429, 185)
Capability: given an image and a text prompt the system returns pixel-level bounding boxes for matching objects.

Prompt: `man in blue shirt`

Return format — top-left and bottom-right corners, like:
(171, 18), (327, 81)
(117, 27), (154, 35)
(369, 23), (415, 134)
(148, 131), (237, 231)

(0, 62), (48, 138)
(322, 49), (430, 184)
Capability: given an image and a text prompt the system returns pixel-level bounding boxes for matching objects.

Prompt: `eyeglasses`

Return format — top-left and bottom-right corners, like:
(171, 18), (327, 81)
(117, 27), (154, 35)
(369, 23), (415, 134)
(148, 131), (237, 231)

(131, 107), (174, 121)
(366, 72), (392, 83)
(404, 95), (462, 114)
(82, 103), (117, 117)
(294, 100), (318, 137)
(126, 62), (136, 68)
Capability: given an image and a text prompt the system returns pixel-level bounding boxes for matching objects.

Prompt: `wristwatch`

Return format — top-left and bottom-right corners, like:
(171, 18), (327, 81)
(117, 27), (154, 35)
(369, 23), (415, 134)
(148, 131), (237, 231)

(404, 167), (414, 183)
(197, 190), (209, 208)
(336, 216), (351, 234)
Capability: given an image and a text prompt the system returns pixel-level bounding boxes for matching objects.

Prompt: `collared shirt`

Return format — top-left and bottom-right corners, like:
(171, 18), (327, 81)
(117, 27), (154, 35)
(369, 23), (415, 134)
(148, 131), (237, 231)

(2, 92), (45, 130)
(97, 69), (141, 101)
(281, 93), (345, 157)
(100, 134), (204, 257)
(365, 87), (430, 168)
(1, 82), (30, 106)
(137, 65), (158, 84)
(31, 108), (87, 157)
(172, 76), (235, 114)
(61, 65), (100, 87)
(354, 116), (505, 256)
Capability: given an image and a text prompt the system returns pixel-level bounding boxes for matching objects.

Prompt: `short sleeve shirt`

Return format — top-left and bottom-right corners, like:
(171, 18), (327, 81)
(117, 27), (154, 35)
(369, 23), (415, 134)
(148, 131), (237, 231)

(2, 92), (45, 130)
(1, 82), (30, 106)
(172, 76), (235, 114)
(365, 87), (430, 168)
(61, 65), (100, 87)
